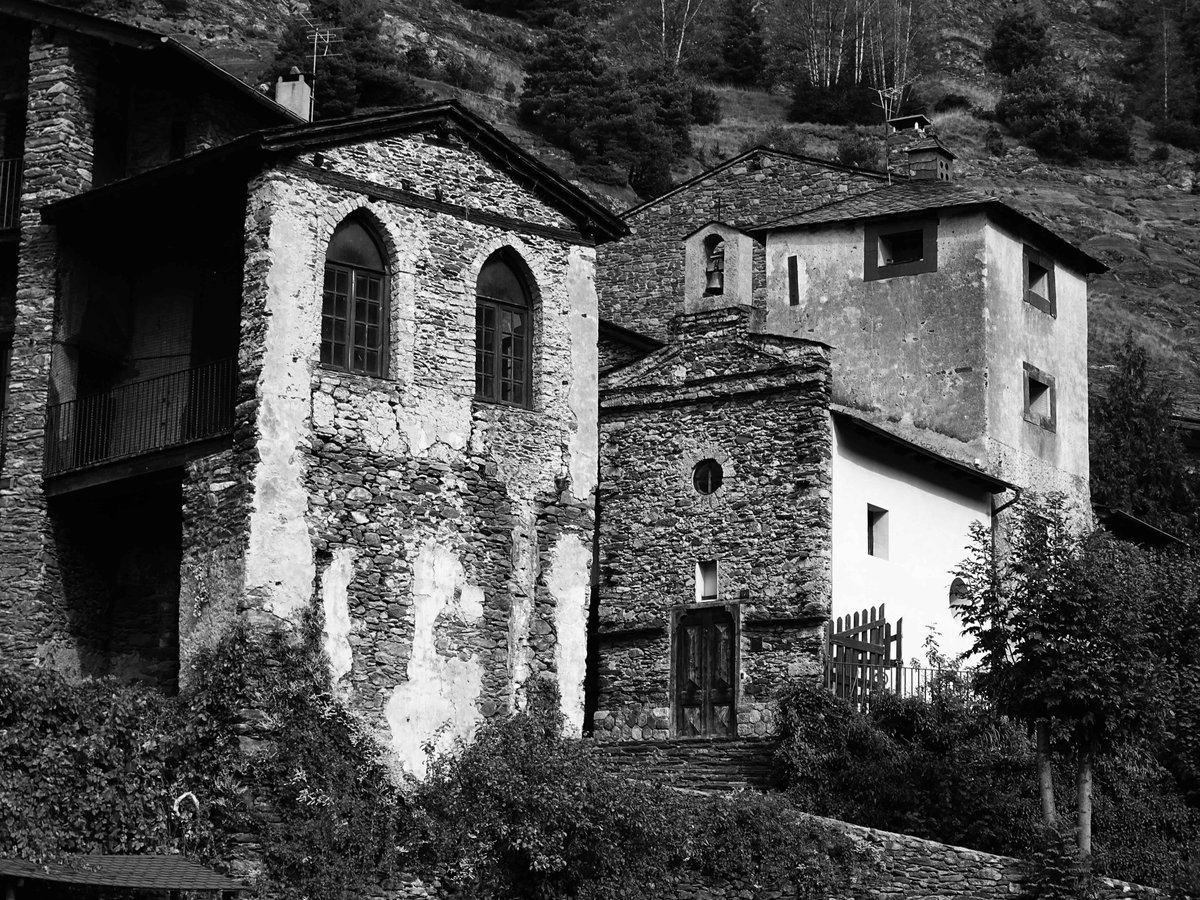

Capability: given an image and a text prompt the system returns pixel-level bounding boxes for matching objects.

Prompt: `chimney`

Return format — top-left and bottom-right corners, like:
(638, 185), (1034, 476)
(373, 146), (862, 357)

(906, 137), (956, 181)
(275, 67), (312, 122)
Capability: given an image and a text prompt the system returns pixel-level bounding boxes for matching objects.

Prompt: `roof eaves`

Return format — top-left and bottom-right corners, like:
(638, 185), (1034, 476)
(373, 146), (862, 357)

(834, 410), (1015, 494)
(0, 0), (162, 47)
(161, 40), (303, 124)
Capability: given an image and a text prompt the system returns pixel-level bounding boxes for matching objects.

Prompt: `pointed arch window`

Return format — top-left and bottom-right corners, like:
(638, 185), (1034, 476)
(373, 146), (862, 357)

(475, 250), (532, 407)
(322, 217), (387, 377)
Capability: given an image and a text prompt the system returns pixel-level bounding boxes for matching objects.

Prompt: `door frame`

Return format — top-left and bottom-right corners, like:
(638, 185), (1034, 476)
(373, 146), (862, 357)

(669, 600), (741, 739)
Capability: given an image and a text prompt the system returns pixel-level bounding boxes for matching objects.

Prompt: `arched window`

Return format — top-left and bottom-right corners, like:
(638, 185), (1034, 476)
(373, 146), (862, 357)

(704, 236), (725, 295)
(321, 217), (387, 377)
(474, 250), (532, 407)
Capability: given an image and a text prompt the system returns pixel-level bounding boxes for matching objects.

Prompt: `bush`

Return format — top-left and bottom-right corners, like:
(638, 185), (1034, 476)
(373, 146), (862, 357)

(985, 124), (1006, 156)
(691, 83), (723, 125)
(985, 6), (1049, 76)
(417, 681), (871, 898)
(738, 125), (808, 156)
(995, 64), (1131, 162)
(790, 81), (878, 125)
(1152, 119), (1200, 150)
(440, 53), (494, 93)
(1151, 144), (1171, 161)
(935, 92), (973, 112)
(836, 128), (883, 169)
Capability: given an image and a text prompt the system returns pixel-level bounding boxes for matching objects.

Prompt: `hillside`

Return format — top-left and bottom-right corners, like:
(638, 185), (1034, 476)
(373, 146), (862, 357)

(104, 0), (1200, 420)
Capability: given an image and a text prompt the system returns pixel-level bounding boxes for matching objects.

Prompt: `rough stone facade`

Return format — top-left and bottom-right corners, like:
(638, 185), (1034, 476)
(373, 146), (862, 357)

(595, 308), (832, 741)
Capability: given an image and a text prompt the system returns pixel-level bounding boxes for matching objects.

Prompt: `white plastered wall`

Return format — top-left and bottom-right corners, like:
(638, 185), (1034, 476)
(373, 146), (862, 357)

(831, 420), (992, 663)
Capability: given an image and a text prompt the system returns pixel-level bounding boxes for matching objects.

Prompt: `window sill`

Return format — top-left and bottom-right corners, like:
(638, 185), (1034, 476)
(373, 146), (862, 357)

(1024, 290), (1056, 316)
(1022, 411), (1057, 433)
(472, 397), (540, 416)
(315, 365), (400, 386)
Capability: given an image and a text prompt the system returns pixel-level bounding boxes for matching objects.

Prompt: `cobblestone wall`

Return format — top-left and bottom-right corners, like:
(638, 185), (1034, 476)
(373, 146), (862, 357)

(597, 150), (885, 342)
(185, 130), (602, 776)
(594, 307), (832, 741)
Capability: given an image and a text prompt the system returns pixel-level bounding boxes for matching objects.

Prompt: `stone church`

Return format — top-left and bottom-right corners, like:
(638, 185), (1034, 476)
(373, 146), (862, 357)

(0, 0), (1108, 767)
(0, 0), (623, 776)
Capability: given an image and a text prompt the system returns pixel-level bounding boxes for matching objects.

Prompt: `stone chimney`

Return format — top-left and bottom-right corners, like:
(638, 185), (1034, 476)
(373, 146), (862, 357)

(907, 137), (956, 181)
(274, 67), (312, 122)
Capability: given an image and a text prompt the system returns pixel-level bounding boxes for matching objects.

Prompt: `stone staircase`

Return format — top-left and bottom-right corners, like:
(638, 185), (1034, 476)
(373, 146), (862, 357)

(588, 737), (780, 793)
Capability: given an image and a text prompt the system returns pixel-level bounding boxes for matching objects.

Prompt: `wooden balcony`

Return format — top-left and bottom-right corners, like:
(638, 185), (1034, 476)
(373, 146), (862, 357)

(44, 358), (236, 486)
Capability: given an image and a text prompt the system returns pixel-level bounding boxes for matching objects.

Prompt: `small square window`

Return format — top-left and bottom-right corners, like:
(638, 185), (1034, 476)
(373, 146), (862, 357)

(1023, 362), (1056, 432)
(864, 218), (938, 281)
(697, 560), (718, 600)
(867, 505), (889, 559)
(1024, 247), (1056, 315)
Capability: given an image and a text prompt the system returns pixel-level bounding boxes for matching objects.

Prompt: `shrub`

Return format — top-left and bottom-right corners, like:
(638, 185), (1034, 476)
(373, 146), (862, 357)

(1151, 144), (1171, 161)
(935, 92), (973, 112)
(836, 128), (883, 169)
(405, 45), (432, 78)
(440, 53), (494, 93)
(790, 81), (878, 125)
(1152, 119), (1200, 150)
(691, 83), (723, 125)
(985, 6), (1050, 76)
(995, 64), (1131, 162)
(417, 680), (871, 898)
(985, 124), (1006, 156)
(738, 125), (808, 156)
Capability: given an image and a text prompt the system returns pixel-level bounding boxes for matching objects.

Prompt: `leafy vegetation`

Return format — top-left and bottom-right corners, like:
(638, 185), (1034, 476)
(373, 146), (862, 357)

(774, 676), (1200, 888)
(264, 0), (426, 119)
(984, 6), (1050, 77)
(1090, 335), (1199, 537)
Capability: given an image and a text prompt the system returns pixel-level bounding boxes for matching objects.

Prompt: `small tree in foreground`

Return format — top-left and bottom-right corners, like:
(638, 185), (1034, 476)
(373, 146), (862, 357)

(955, 497), (1166, 857)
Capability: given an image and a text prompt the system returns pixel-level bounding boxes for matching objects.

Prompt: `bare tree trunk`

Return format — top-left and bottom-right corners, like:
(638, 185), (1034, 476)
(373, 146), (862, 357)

(1037, 720), (1057, 827)
(1077, 742), (1095, 857)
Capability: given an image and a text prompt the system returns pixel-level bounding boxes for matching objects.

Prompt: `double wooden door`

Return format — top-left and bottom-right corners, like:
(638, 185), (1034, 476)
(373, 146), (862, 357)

(675, 606), (735, 737)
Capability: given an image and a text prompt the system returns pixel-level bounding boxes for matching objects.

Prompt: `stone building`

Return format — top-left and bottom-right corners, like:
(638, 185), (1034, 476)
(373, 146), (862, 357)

(594, 139), (1105, 731)
(0, 0), (625, 776)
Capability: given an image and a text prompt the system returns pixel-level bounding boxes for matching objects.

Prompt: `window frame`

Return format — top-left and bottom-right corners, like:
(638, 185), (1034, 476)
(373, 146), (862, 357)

(474, 253), (534, 409)
(864, 216), (938, 281)
(1022, 362), (1057, 432)
(320, 220), (389, 379)
(703, 235), (725, 296)
(867, 504), (889, 559)
(1023, 245), (1057, 316)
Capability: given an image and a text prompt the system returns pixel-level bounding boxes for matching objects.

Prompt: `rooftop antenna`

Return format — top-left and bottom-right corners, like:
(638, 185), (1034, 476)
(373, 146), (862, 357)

(874, 81), (912, 185)
(293, 7), (343, 121)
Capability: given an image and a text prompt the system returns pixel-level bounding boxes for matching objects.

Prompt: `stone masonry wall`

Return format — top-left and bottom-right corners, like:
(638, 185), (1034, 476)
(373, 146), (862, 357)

(595, 312), (832, 740)
(180, 130), (600, 777)
(0, 28), (98, 667)
(597, 150), (885, 342)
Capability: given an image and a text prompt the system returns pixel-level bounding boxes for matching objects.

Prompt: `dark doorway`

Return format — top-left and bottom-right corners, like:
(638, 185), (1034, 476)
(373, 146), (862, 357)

(674, 606), (735, 737)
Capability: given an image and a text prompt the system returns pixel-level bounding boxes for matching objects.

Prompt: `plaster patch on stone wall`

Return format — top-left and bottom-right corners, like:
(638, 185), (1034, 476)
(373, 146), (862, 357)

(245, 185), (316, 622)
(359, 394), (403, 456)
(400, 393), (471, 457)
(321, 548), (356, 695)
(385, 539), (484, 777)
(565, 247), (599, 499)
(548, 533), (590, 734)
(507, 504), (538, 705)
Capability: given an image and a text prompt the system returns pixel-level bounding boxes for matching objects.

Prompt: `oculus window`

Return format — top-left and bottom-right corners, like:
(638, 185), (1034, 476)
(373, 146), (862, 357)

(864, 217), (938, 281)
(322, 217), (388, 377)
(693, 459), (724, 494)
(475, 250), (533, 407)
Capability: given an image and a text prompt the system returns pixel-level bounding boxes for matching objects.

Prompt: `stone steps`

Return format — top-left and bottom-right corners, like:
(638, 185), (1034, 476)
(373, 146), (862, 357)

(588, 736), (779, 793)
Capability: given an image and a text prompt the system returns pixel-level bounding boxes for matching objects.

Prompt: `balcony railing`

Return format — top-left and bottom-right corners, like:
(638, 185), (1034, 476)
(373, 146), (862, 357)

(0, 157), (19, 231)
(44, 358), (237, 477)
(825, 659), (982, 711)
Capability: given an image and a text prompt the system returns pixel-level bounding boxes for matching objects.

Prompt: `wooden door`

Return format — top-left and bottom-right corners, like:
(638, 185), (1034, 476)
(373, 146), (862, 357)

(675, 607), (735, 737)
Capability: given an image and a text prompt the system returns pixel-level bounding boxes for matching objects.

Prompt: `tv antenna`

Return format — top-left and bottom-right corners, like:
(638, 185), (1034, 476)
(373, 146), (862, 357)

(294, 8), (343, 120)
(874, 81), (913, 184)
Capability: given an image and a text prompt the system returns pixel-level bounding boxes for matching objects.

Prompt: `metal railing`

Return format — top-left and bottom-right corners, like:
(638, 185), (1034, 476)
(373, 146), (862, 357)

(0, 157), (20, 231)
(44, 358), (237, 477)
(825, 660), (981, 711)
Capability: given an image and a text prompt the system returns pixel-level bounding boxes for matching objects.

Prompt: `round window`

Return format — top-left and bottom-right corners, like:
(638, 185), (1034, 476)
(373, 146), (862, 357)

(692, 459), (724, 494)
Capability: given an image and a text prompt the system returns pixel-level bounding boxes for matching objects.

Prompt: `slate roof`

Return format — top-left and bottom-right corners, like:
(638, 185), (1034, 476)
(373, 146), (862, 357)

(750, 180), (1107, 274)
(41, 102), (628, 243)
(0, 855), (246, 890)
(0, 0), (300, 125)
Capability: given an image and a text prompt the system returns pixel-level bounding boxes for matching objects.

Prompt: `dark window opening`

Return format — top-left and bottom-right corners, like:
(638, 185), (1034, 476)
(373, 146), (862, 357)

(321, 217), (388, 378)
(1024, 247), (1056, 315)
(698, 560), (718, 600)
(475, 250), (532, 407)
(704, 236), (725, 295)
(867, 504), (889, 558)
(787, 255), (800, 306)
(1023, 362), (1057, 432)
(693, 458), (724, 494)
(864, 218), (938, 281)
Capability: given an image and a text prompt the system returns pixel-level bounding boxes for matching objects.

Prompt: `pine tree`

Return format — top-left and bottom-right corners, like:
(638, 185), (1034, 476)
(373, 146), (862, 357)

(718, 0), (766, 86)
